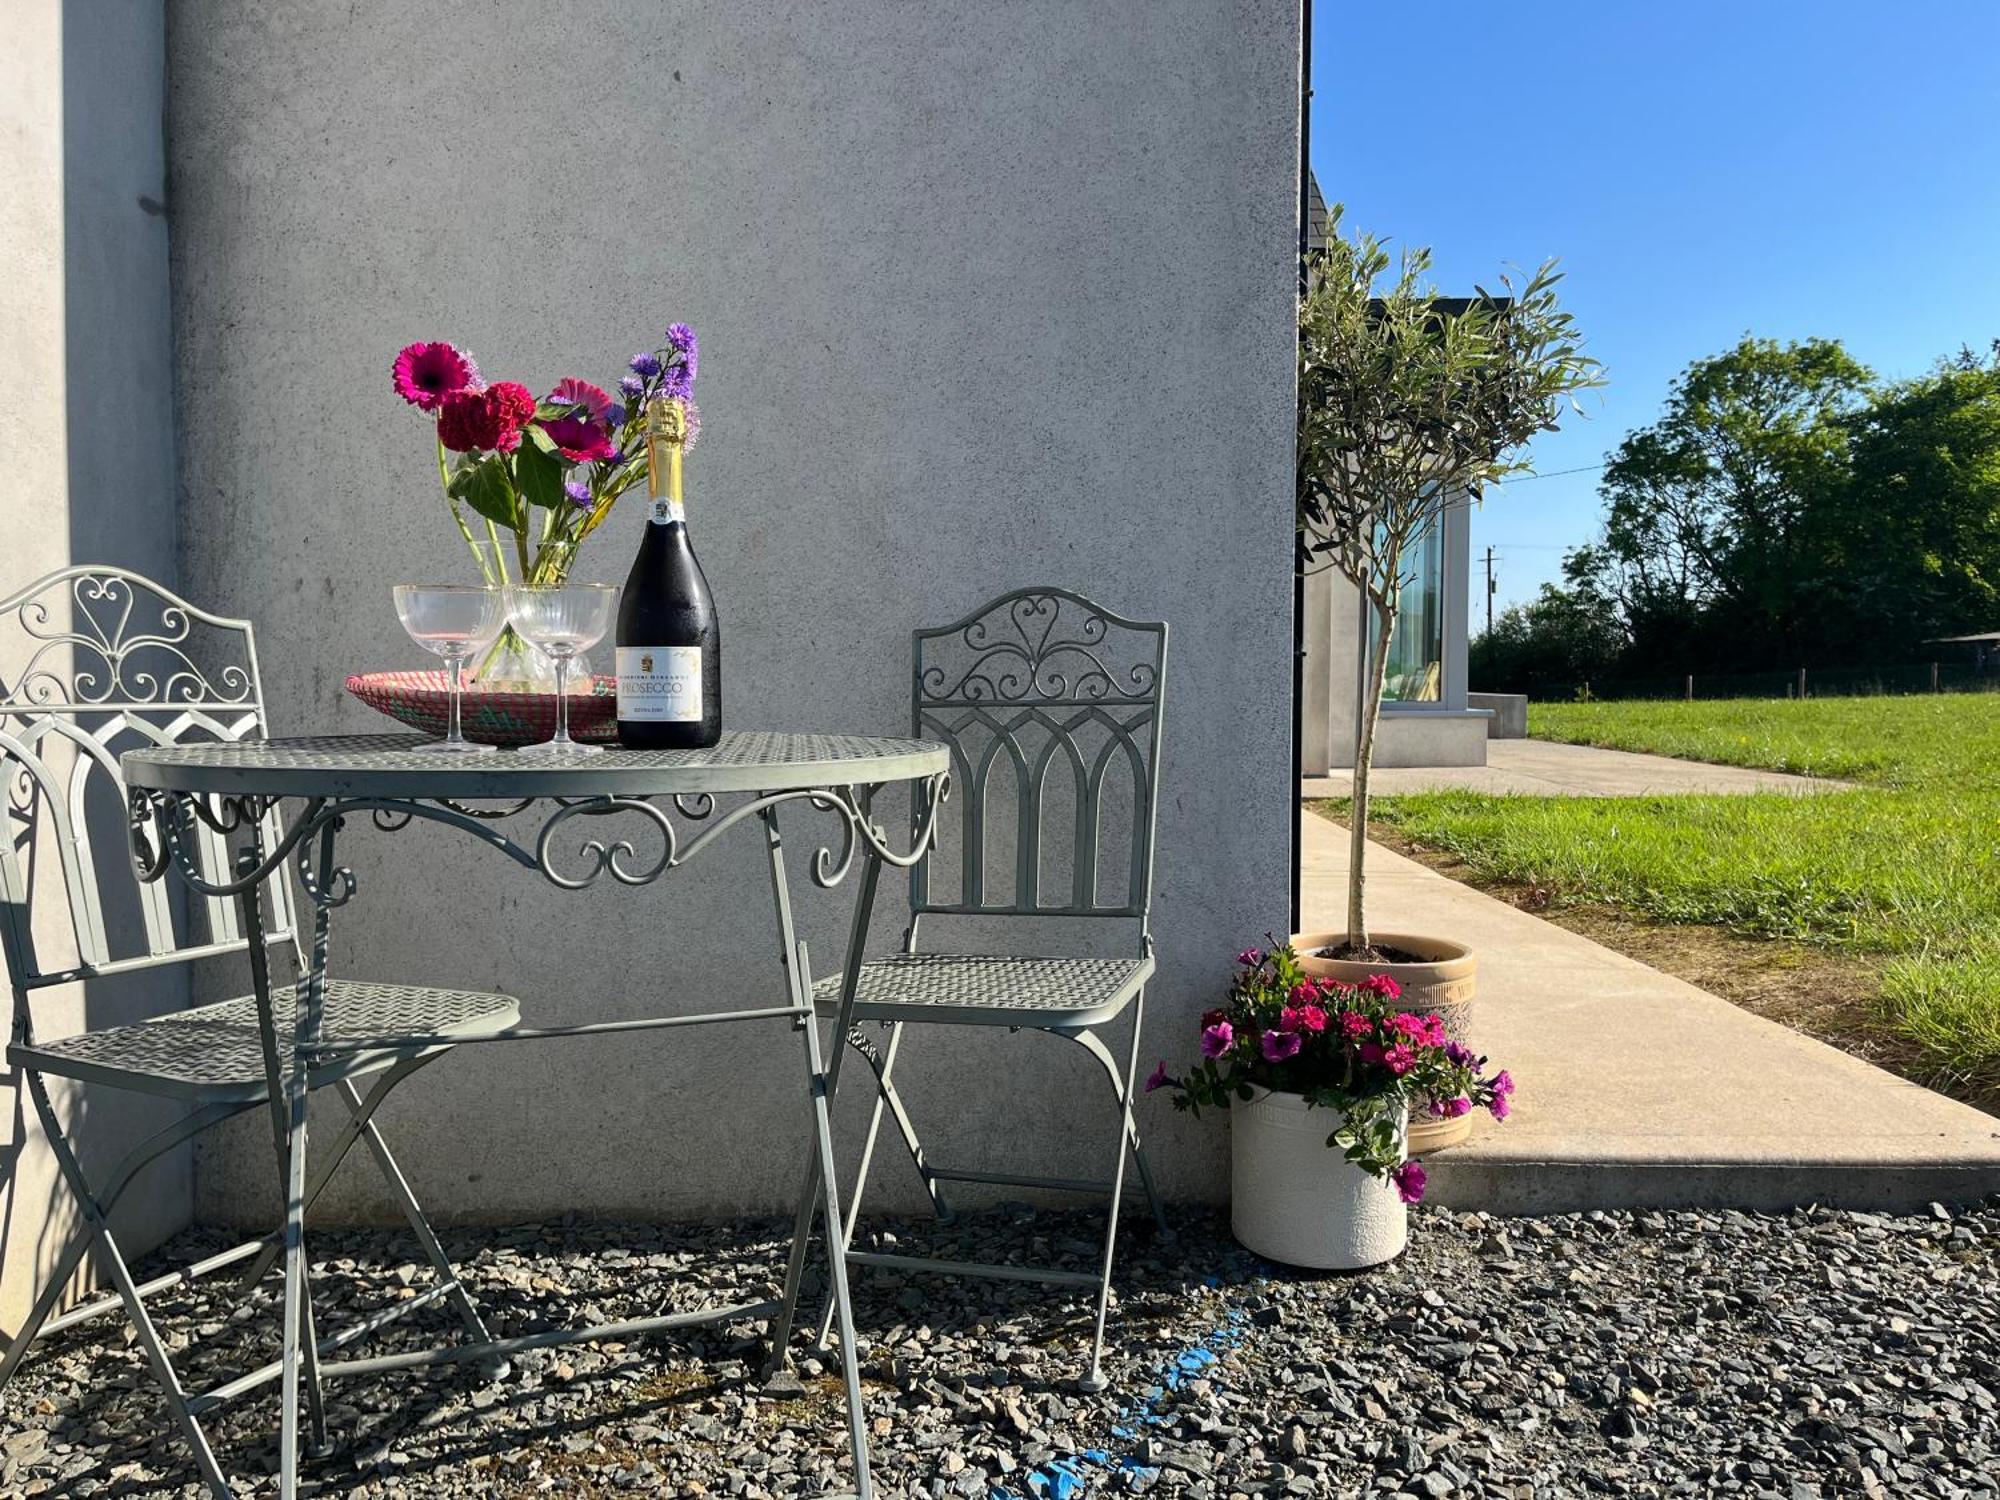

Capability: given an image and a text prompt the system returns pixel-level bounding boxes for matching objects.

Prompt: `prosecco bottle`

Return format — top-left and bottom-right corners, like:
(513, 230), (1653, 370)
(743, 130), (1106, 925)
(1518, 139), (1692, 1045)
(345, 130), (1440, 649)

(616, 399), (721, 748)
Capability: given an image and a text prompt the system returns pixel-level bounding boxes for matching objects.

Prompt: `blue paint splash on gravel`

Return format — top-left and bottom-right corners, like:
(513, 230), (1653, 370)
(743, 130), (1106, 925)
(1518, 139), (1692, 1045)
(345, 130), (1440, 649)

(986, 1288), (1258, 1499)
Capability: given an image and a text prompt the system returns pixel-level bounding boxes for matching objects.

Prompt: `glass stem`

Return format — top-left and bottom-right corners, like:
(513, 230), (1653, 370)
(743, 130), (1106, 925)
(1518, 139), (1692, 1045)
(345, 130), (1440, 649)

(553, 655), (572, 745)
(447, 652), (466, 746)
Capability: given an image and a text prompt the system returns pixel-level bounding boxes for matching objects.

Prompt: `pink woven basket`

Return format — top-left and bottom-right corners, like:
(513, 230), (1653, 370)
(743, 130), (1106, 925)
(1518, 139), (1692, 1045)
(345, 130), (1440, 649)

(345, 670), (618, 746)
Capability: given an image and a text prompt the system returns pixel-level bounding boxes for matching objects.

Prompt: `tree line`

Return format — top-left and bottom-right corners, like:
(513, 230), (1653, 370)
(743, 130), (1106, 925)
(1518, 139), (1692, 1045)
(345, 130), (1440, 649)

(1472, 336), (2000, 691)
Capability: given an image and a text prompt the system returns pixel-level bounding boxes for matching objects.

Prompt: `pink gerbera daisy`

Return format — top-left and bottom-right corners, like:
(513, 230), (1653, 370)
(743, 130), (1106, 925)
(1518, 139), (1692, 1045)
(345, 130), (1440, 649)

(392, 341), (477, 412)
(546, 377), (619, 423)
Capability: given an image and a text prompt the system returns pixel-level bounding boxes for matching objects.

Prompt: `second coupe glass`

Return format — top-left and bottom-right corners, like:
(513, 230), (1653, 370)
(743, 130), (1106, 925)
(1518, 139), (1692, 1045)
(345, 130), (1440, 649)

(504, 583), (618, 755)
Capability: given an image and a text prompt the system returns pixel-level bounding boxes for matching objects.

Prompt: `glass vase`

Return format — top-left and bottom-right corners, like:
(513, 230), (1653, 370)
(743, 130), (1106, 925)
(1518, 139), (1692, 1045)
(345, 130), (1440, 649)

(464, 539), (594, 690)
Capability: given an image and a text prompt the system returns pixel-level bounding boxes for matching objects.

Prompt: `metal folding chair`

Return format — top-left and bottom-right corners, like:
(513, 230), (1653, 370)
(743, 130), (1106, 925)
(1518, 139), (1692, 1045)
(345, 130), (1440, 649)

(813, 588), (1170, 1391)
(0, 567), (518, 1497)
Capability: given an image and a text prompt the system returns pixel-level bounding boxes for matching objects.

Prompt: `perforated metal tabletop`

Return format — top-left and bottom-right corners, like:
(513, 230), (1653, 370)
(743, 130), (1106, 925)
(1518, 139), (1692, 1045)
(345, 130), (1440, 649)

(121, 730), (948, 799)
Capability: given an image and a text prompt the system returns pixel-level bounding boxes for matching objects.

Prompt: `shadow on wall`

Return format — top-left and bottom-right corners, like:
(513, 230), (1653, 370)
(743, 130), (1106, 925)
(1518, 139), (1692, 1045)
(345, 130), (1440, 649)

(0, 0), (185, 1341)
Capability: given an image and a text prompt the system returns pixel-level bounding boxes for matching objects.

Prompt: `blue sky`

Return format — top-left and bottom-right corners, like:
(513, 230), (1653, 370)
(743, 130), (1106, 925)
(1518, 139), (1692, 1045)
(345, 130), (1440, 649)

(1311, 0), (2000, 616)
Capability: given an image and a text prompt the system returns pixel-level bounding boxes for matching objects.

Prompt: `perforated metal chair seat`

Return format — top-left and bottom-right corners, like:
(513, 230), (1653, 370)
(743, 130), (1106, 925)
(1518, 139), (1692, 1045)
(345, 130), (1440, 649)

(10, 981), (521, 1103)
(814, 953), (1153, 1030)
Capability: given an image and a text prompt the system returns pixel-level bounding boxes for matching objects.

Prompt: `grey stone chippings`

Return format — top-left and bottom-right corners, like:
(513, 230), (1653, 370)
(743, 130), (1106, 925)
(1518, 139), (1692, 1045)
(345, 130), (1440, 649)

(0, 1198), (1994, 1498)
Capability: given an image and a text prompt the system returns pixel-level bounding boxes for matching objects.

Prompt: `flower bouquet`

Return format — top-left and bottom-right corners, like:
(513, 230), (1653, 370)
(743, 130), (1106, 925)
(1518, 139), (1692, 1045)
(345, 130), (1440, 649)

(389, 325), (700, 685)
(1150, 942), (1512, 1266)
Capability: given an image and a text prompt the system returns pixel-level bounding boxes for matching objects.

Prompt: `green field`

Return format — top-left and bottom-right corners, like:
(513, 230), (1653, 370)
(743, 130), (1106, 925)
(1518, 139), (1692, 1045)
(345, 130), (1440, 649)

(1367, 695), (2000, 1101)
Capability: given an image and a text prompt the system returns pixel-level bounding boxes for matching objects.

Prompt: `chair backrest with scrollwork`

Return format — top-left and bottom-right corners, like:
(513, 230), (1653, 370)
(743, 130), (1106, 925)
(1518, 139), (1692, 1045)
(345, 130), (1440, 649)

(910, 588), (1167, 926)
(0, 567), (290, 1038)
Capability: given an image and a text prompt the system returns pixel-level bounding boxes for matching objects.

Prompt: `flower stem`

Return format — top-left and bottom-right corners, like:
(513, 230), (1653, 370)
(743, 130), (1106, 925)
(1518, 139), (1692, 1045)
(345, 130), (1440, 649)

(438, 436), (494, 585)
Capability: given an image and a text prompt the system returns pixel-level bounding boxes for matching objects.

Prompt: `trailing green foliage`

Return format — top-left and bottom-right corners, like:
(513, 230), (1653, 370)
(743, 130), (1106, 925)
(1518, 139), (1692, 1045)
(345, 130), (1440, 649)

(1369, 696), (2000, 1098)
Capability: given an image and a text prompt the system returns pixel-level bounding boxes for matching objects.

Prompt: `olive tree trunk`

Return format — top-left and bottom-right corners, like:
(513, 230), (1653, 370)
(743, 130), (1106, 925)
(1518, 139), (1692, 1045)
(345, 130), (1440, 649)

(1347, 592), (1397, 949)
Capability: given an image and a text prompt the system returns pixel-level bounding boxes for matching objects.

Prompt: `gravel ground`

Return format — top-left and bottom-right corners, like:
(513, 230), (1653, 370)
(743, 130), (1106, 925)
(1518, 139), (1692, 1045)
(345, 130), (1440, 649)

(1, 1199), (1995, 1499)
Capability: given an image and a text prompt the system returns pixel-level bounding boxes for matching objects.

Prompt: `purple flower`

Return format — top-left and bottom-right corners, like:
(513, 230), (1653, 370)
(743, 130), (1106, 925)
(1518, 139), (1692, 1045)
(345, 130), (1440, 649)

(619, 374), (645, 400)
(1199, 1022), (1234, 1059)
(630, 351), (662, 378)
(1444, 1041), (1476, 1069)
(1490, 1093), (1512, 1121)
(1443, 1094), (1473, 1118)
(1491, 1069), (1515, 1097)
(1236, 947), (1263, 967)
(563, 478), (592, 507)
(660, 366), (694, 402)
(1391, 1160), (1427, 1204)
(665, 322), (698, 375)
(1261, 1029), (1302, 1063)
(1143, 1060), (1171, 1094)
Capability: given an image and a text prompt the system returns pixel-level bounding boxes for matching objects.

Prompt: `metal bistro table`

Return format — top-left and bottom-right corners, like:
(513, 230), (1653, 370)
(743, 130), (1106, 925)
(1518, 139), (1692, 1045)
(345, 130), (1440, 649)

(120, 729), (951, 1499)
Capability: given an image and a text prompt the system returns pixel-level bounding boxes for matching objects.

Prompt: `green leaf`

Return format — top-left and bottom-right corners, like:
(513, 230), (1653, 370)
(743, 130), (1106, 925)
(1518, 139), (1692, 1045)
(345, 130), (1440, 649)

(514, 439), (567, 511)
(450, 454), (519, 531)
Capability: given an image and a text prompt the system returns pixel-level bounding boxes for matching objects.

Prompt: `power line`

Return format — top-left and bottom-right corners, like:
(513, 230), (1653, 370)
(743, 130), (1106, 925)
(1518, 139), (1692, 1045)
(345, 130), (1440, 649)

(1492, 464), (1601, 483)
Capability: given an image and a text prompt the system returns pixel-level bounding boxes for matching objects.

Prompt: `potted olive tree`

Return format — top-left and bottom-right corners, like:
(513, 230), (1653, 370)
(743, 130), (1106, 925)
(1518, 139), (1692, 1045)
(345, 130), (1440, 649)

(1294, 209), (1598, 1150)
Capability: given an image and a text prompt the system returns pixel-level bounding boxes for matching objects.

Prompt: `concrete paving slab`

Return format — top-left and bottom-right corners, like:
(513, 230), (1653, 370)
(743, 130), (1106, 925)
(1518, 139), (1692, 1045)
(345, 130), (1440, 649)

(1303, 737), (1847, 799)
(1299, 811), (2000, 1213)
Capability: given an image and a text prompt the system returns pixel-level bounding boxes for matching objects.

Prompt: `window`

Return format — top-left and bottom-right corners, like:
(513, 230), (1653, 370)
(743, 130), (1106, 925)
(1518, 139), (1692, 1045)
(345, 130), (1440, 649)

(1372, 520), (1444, 703)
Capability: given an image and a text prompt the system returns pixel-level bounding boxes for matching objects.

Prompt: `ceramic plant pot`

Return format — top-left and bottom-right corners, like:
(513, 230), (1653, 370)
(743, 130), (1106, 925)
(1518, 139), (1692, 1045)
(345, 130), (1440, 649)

(1230, 1088), (1408, 1270)
(1292, 930), (1478, 1156)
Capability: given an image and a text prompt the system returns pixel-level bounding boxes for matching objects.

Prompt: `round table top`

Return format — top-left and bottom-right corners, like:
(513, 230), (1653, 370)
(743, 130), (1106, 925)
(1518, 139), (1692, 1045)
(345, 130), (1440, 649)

(121, 731), (949, 799)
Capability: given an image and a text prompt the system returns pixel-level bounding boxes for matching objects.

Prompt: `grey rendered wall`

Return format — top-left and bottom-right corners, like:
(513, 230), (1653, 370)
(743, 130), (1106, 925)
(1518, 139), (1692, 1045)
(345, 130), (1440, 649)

(167, 1), (1301, 1223)
(0, 0), (186, 1335)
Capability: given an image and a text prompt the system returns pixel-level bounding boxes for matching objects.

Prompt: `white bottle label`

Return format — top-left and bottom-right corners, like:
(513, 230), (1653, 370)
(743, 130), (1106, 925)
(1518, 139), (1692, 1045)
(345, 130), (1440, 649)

(649, 497), (686, 525)
(617, 645), (702, 721)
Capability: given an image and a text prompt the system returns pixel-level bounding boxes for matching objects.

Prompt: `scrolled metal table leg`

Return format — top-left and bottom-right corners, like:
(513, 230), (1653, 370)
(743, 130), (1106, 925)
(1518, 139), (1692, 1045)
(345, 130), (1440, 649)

(762, 808), (876, 1500)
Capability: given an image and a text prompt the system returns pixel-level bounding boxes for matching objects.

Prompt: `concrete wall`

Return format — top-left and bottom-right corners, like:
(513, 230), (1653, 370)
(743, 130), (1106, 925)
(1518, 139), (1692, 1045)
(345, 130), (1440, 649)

(166, 1), (1301, 1222)
(0, 0), (186, 1335)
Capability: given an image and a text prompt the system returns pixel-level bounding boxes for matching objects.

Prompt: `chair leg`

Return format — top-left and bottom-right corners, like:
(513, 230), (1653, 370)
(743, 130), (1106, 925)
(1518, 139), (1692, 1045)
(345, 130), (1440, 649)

(812, 1019), (922, 1352)
(333, 1078), (504, 1373)
(1064, 1024), (1171, 1241)
(1079, 986), (1149, 1393)
(24, 1073), (235, 1500)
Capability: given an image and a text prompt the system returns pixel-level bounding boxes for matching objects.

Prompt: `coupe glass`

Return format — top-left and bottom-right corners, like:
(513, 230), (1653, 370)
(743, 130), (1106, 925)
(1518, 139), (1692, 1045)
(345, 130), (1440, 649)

(504, 583), (619, 755)
(392, 584), (508, 753)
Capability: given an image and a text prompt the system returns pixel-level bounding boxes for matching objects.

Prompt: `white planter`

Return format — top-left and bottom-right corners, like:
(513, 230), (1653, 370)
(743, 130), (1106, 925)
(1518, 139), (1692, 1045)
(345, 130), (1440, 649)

(1229, 1088), (1408, 1270)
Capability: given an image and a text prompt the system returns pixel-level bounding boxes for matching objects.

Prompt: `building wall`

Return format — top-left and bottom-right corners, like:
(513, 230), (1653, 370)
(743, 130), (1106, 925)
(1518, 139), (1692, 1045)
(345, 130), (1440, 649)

(165, 0), (1301, 1222)
(0, 0), (186, 1336)
(1303, 491), (1487, 773)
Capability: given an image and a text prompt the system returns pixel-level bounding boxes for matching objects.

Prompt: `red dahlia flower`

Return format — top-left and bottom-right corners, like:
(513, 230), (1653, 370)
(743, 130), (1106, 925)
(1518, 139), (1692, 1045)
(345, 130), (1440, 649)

(438, 381), (536, 454)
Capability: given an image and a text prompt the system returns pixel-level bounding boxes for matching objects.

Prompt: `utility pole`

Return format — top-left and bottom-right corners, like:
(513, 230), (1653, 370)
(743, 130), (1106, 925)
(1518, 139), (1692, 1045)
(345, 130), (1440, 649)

(1482, 546), (1496, 636)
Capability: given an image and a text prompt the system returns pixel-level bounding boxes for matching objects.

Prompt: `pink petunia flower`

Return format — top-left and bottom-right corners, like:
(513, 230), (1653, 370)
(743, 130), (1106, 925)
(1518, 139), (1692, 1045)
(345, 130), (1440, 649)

(1143, 1059), (1172, 1094)
(1261, 1029), (1302, 1062)
(393, 341), (478, 412)
(1339, 1011), (1372, 1040)
(1295, 1004), (1328, 1033)
(1391, 1160), (1427, 1204)
(1199, 1022), (1234, 1059)
(1289, 983), (1318, 1007)
(1357, 1041), (1385, 1065)
(1383, 1044), (1416, 1076)
(1361, 973), (1402, 1000)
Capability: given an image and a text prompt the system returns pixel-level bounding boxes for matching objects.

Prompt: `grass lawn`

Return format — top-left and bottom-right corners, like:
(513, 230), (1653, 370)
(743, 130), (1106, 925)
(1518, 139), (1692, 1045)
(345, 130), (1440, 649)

(1356, 695), (2000, 1105)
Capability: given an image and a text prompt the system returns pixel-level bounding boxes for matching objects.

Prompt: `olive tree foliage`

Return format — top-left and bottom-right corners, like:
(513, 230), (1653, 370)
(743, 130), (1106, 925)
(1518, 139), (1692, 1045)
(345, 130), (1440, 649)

(1297, 207), (1600, 947)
